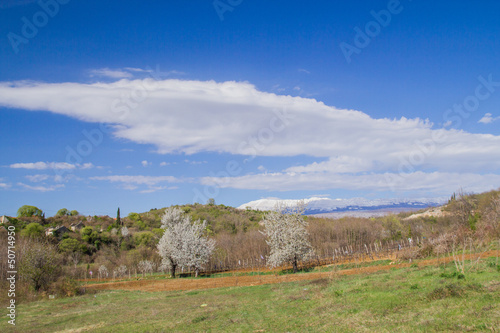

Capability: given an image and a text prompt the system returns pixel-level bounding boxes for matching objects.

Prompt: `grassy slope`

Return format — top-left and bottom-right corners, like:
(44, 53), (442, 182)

(4, 258), (499, 332)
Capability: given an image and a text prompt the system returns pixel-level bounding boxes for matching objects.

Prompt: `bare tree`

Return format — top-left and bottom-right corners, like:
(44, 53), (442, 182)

(452, 189), (477, 227)
(260, 202), (314, 273)
(157, 207), (215, 278)
(19, 240), (61, 291)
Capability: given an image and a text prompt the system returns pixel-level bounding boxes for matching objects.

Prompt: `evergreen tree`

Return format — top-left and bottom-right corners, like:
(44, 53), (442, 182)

(117, 207), (121, 226)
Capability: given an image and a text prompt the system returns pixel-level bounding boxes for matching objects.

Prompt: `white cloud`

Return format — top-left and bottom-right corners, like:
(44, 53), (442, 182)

(478, 113), (500, 124)
(90, 175), (183, 192)
(141, 160), (151, 167)
(89, 67), (185, 80)
(24, 173), (78, 183)
(25, 174), (50, 182)
(160, 162), (170, 166)
(0, 183), (11, 189)
(2, 79), (500, 194)
(10, 162), (75, 170)
(298, 68), (311, 74)
(17, 183), (65, 192)
(201, 171), (500, 196)
(90, 175), (181, 185)
(139, 186), (178, 194)
(9, 162), (94, 170)
(89, 68), (133, 79)
(285, 156), (373, 174)
(123, 67), (153, 73)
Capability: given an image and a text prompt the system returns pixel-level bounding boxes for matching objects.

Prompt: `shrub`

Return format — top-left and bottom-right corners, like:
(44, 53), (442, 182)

(20, 222), (45, 238)
(428, 283), (465, 300)
(49, 276), (83, 297)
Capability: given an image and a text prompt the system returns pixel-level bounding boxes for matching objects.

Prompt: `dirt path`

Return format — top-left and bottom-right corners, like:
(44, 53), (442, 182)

(85, 250), (499, 292)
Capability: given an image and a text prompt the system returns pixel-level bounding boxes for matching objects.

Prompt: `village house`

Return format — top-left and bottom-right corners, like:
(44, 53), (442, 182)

(70, 221), (85, 232)
(45, 225), (70, 237)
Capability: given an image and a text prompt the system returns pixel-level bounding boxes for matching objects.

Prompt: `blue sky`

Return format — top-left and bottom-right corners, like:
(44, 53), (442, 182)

(1, 0), (500, 217)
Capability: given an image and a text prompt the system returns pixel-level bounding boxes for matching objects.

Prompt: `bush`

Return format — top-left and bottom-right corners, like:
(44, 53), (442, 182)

(428, 283), (465, 300)
(20, 222), (45, 238)
(49, 276), (83, 297)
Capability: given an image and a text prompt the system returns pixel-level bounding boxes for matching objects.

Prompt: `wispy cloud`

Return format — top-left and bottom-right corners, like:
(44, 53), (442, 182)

(0, 182), (11, 189)
(24, 174), (79, 183)
(90, 175), (183, 193)
(89, 67), (185, 80)
(17, 183), (65, 192)
(201, 171), (500, 196)
(298, 68), (311, 74)
(89, 68), (133, 79)
(140, 186), (178, 194)
(25, 174), (50, 182)
(9, 162), (94, 170)
(184, 159), (207, 165)
(478, 113), (500, 124)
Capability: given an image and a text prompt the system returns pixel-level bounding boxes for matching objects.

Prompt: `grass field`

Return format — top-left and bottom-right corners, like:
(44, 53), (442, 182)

(2, 256), (499, 332)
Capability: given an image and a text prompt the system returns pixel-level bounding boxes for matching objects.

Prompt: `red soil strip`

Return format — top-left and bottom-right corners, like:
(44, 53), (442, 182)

(84, 251), (499, 292)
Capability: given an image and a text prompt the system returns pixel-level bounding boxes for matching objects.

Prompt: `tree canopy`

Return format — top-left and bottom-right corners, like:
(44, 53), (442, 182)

(157, 207), (215, 277)
(17, 205), (43, 218)
(261, 202), (314, 273)
(56, 208), (70, 216)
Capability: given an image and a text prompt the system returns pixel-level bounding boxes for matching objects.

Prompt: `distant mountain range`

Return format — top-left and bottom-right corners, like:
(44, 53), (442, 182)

(237, 197), (448, 216)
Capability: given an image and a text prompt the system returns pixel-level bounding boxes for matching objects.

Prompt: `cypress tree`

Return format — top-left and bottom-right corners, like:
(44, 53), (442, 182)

(117, 207), (121, 226)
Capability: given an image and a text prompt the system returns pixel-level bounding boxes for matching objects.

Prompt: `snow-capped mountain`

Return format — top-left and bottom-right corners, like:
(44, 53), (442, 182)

(237, 197), (447, 215)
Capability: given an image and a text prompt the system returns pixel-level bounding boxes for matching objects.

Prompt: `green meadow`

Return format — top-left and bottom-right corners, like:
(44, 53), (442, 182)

(3, 257), (499, 332)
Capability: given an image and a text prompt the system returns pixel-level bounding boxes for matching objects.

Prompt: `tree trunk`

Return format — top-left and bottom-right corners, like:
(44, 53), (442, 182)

(171, 264), (176, 278)
(292, 259), (298, 273)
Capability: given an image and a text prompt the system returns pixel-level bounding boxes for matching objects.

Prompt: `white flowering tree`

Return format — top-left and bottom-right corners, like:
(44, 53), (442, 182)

(98, 265), (108, 279)
(137, 260), (153, 277)
(260, 202), (314, 273)
(157, 207), (215, 278)
(113, 265), (127, 278)
(121, 226), (129, 237)
(182, 220), (216, 277)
